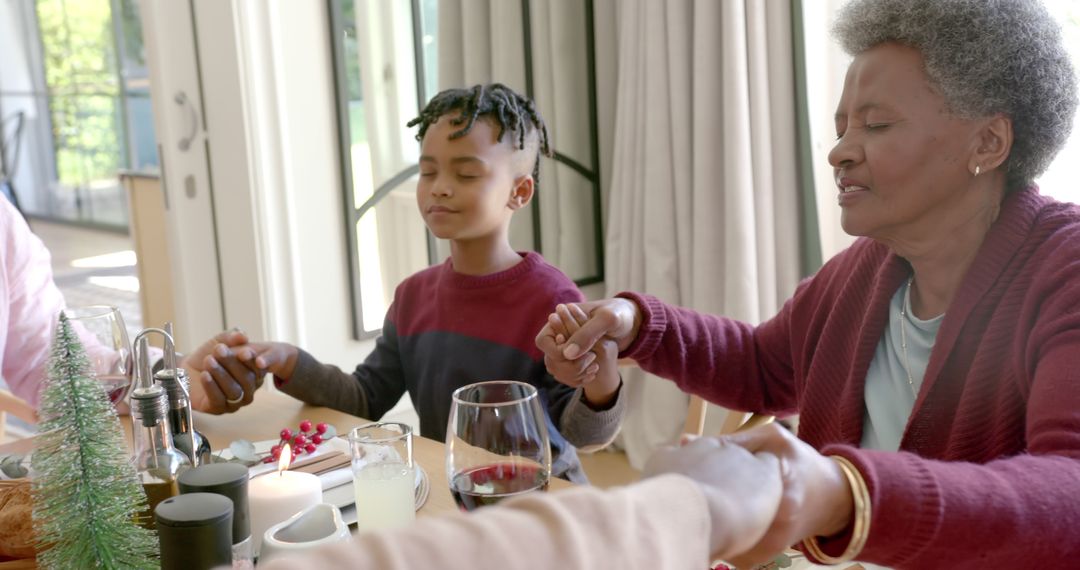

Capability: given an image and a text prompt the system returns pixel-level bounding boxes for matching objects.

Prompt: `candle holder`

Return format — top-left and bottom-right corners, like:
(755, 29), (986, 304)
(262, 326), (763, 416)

(248, 443), (323, 557)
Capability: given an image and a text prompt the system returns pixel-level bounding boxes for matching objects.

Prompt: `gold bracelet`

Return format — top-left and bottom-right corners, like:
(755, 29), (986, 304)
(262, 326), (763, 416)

(802, 455), (872, 564)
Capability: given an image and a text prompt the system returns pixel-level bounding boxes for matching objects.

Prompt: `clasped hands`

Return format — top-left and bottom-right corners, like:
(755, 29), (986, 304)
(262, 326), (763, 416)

(179, 329), (299, 414)
(536, 299), (856, 567)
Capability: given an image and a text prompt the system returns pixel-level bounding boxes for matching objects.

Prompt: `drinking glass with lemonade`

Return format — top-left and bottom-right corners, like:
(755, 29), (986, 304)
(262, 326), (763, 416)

(348, 422), (415, 532)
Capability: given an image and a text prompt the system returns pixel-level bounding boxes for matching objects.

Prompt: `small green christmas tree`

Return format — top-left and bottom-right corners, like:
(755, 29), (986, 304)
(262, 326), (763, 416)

(32, 313), (157, 569)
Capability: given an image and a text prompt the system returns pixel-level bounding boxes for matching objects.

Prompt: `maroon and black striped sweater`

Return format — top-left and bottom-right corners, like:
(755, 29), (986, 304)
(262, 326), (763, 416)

(620, 187), (1080, 568)
(279, 252), (624, 483)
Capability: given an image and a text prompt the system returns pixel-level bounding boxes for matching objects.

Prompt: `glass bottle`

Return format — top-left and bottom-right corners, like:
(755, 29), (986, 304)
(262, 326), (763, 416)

(131, 330), (189, 529)
(156, 367), (212, 466)
(131, 382), (190, 529)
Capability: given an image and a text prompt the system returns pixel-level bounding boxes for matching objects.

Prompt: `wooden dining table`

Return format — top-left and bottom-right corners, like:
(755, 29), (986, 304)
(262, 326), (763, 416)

(193, 388), (572, 517)
(0, 388), (571, 517)
(2, 390), (862, 569)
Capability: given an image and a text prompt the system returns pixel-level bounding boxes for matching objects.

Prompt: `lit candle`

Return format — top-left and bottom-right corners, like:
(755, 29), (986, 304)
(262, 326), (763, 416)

(248, 444), (323, 556)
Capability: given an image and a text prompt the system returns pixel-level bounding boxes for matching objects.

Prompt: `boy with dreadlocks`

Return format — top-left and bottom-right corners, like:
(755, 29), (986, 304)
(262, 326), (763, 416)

(229, 84), (624, 483)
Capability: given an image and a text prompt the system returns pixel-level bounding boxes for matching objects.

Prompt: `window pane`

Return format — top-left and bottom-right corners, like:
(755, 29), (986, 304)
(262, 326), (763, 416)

(36, 0), (119, 97)
(1037, 3), (1080, 205)
(0, 0), (150, 227)
(355, 182), (429, 332)
(0, 0), (45, 94)
(125, 94), (157, 170)
(537, 160), (599, 282)
(337, 0), (432, 335)
(117, 0), (150, 93)
(48, 93), (128, 225)
(1, 94), (55, 215)
(419, 0), (438, 99)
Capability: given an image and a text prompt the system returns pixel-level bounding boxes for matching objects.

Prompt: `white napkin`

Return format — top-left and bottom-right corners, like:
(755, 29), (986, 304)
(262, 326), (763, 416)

(318, 465), (424, 492)
(319, 467), (352, 491)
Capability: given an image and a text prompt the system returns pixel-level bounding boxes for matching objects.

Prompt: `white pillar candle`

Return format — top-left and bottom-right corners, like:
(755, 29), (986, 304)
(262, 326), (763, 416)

(248, 446), (323, 556)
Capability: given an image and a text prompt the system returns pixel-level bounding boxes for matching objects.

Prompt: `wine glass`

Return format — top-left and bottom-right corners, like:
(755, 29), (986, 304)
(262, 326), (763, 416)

(64, 305), (132, 404)
(446, 380), (551, 511)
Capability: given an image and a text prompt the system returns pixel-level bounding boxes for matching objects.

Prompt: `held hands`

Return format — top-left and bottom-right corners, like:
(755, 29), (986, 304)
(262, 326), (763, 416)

(719, 424), (855, 568)
(181, 329), (300, 415)
(644, 425), (855, 567)
(534, 297), (642, 360)
(642, 437), (782, 562)
(543, 304), (621, 407)
(181, 329), (257, 414)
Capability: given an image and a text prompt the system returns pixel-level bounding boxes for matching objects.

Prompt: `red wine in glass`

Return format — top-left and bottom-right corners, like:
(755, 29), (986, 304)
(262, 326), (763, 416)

(98, 374), (132, 404)
(450, 462), (548, 511)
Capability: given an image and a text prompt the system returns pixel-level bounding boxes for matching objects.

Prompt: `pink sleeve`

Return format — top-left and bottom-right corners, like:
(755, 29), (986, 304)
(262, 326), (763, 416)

(616, 291), (799, 416)
(256, 475), (712, 570)
(1, 200), (66, 406)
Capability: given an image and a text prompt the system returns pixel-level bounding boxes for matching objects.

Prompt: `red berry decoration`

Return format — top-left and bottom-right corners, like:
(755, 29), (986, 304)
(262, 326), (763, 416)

(268, 422), (331, 462)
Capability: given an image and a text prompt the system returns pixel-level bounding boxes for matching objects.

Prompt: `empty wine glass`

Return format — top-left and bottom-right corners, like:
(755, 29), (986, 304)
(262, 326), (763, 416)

(446, 381), (551, 511)
(64, 305), (132, 404)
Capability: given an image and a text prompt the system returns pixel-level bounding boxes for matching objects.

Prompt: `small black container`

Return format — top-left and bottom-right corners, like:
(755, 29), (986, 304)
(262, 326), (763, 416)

(155, 492), (233, 570)
(178, 462), (251, 544)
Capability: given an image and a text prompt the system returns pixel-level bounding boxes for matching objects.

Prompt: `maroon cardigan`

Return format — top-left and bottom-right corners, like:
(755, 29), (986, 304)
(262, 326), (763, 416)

(620, 188), (1080, 568)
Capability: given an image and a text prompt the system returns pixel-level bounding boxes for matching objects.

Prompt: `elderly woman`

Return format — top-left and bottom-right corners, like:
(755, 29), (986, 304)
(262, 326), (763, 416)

(539, 0), (1080, 567)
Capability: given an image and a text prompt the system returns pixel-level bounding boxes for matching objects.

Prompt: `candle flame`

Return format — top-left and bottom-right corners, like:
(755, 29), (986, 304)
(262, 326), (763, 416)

(278, 443), (292, 473)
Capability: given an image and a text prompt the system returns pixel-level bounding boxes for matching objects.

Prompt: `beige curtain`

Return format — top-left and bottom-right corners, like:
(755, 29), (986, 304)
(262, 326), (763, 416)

(607, 0), (804, 467)
(437, 0), (600, 281)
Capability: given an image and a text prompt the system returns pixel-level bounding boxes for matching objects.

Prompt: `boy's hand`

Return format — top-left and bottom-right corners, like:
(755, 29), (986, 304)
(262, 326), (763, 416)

(546, 304), (621, 408)
(181, 333), (299, 415)
(233, 342), (301, 383)
(182, 329), (258, 414)
(535, 297), (642, 361)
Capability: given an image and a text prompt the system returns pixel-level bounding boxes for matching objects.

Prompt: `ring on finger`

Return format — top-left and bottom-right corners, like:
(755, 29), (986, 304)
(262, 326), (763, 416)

(226, 390), (244, 405)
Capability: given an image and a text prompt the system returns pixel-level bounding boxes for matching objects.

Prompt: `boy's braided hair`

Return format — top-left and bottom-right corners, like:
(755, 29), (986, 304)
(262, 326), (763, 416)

(407, 83), (552, 185)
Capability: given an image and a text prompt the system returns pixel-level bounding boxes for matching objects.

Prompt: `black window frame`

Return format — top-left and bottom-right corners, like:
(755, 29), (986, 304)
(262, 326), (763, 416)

(328, 0), (604, 340)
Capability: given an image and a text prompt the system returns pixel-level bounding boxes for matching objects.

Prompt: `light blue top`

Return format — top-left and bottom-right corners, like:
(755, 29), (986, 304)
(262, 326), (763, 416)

(860, 280), (943, 452)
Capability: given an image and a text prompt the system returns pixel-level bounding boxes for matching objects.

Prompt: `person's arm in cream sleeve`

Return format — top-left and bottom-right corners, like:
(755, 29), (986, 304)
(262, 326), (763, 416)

(257, 438), (782, 570)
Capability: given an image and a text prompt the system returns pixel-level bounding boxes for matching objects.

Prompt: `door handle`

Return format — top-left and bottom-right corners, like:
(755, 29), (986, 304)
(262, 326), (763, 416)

(173, 91), (200, 151)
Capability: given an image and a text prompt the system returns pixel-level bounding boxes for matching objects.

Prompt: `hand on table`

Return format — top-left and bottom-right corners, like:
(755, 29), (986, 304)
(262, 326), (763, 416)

(643, 436), (783, 562)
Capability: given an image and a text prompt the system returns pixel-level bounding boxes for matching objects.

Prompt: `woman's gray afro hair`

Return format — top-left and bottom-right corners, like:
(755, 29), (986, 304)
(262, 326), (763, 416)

(833, 0), (1078, 189)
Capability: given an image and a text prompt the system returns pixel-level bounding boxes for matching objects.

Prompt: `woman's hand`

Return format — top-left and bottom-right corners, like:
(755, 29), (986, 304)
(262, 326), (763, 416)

(535, 297), (643, 364)
(181, 329), (259, 414)
(643, 437), (783, 561)
(721, 423), (855, 568)
(541, 304), (622, 407)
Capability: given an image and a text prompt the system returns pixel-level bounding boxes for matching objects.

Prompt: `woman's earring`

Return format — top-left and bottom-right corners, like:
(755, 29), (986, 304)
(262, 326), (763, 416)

(974, 165), (981, 177)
